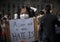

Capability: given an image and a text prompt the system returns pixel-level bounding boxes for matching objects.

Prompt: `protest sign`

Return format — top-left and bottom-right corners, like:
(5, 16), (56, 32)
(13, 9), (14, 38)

(9, 18), (34, 42)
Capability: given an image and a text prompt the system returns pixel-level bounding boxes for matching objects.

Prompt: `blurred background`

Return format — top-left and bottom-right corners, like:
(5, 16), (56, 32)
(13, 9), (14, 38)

(0, 0), (60, 19)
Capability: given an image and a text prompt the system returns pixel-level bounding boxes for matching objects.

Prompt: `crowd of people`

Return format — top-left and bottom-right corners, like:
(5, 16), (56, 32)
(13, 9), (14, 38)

(0, 4), (60, 42)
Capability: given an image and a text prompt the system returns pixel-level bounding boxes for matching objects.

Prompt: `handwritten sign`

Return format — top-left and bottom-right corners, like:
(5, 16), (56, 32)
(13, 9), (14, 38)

(9, 18), (34, 42)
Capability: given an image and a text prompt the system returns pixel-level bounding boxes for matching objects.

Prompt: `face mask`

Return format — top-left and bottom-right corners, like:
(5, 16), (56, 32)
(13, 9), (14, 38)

(20, 14), (29, 19)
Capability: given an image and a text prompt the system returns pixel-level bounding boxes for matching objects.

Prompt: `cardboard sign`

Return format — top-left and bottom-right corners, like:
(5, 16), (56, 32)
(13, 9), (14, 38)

(9, 18), (34, 42)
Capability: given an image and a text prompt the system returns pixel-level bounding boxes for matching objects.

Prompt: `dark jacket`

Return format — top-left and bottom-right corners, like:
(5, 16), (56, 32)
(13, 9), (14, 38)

(40, 13), (60, 42)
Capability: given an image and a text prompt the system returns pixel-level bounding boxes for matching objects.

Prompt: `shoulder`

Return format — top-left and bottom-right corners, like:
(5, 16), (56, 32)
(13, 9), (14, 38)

(52, 14), (57, 18)
(51, 14), (58, 21)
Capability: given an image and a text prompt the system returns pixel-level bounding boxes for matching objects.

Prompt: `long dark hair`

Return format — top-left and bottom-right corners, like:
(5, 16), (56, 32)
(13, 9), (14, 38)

(17, 6), (30, 18)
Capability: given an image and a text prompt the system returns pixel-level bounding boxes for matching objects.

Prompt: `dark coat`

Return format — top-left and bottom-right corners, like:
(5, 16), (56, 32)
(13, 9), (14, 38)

(40, 13), (60, 42)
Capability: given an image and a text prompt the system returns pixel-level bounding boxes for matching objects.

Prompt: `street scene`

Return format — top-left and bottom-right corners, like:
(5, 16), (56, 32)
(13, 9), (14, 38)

(0, 0), (60, 42)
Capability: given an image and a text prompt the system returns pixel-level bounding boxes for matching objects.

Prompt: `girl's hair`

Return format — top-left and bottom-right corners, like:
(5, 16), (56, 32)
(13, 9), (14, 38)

(17, 6), (30, 18)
